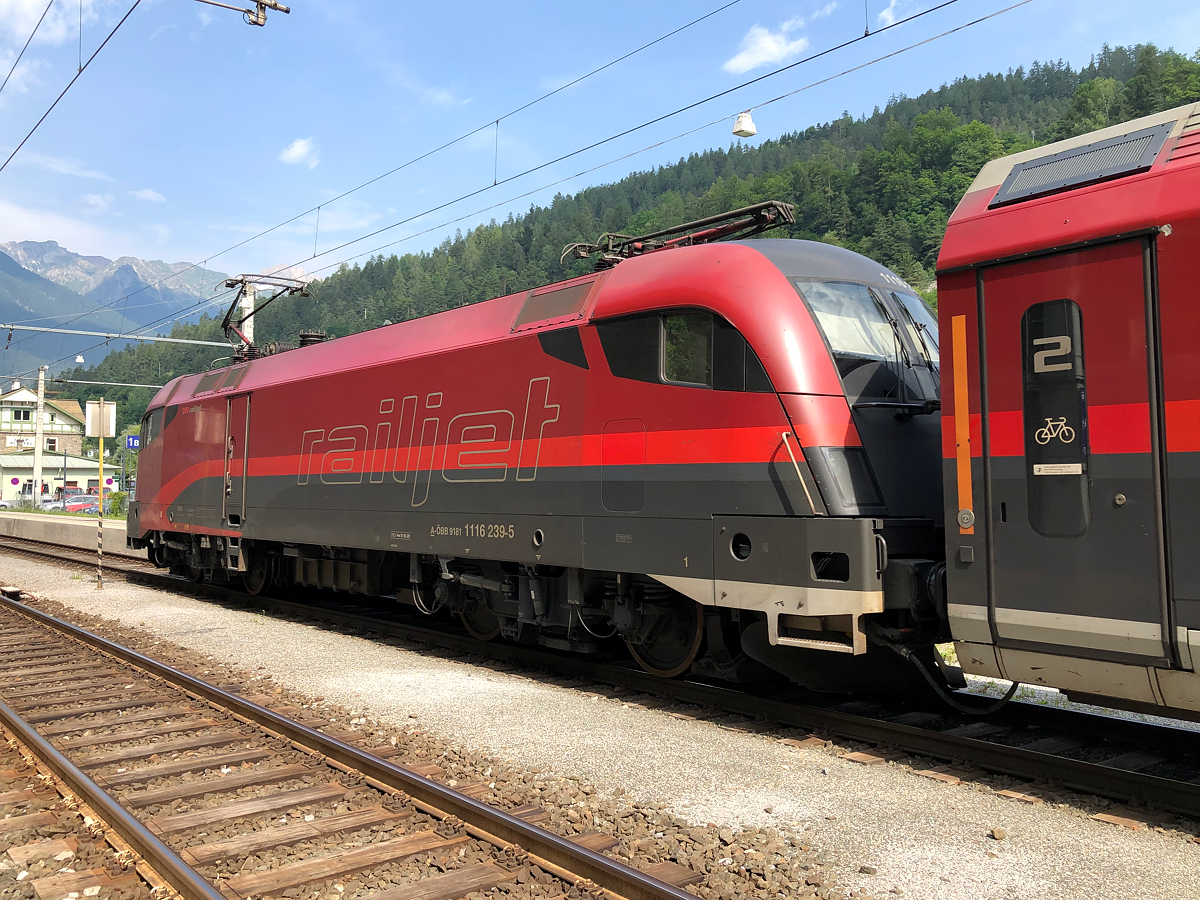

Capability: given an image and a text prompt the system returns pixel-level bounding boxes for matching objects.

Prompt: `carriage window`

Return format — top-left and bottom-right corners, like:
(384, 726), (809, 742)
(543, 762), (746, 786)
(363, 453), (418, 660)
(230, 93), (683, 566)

(793, 280), (904, 404)
(664, 313), (712, 386)
(1022, 298), (1089, 537)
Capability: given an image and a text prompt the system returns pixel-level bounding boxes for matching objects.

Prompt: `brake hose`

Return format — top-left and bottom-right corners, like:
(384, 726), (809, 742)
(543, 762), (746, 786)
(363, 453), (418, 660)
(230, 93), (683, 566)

(890, 643), (1020, 716)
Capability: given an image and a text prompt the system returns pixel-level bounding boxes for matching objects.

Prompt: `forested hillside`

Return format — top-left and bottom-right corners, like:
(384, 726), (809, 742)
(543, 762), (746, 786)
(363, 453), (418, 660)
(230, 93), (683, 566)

(59, 43), (1200, 431)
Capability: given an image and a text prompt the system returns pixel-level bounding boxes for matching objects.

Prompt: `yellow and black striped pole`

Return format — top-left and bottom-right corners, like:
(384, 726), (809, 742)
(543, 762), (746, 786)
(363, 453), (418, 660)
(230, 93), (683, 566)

(96, 397), (103, 590)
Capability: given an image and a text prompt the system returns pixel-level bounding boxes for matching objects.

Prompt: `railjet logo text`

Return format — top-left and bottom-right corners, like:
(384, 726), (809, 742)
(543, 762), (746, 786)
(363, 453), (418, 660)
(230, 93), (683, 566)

(297, 377), (560, 507)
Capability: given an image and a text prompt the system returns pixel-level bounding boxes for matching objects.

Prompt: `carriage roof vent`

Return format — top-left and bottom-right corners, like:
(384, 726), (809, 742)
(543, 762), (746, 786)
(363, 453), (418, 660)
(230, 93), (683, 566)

(989, 121), (1176, 208)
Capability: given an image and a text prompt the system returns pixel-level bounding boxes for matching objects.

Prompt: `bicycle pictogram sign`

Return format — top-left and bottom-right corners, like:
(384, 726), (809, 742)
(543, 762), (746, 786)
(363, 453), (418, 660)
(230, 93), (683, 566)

(1034, 416), (1076, 445)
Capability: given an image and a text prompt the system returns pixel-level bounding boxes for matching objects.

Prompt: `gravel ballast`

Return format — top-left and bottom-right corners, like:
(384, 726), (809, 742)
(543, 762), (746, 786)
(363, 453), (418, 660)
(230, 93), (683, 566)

(1, 556), (1197, 900)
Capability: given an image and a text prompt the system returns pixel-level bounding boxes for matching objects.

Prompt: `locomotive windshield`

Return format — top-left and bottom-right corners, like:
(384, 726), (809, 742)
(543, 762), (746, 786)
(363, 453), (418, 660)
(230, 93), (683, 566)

(793, 279), (938, 408)
(892, 290), (940, 368)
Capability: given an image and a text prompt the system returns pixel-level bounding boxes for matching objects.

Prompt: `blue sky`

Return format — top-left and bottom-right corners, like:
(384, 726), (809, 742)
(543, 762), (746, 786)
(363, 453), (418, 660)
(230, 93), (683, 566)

(1, 0), (1199, 312)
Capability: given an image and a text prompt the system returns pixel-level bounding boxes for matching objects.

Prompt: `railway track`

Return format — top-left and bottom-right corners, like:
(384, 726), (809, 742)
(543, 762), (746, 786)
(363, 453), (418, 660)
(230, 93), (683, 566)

(1, 534), (1199, 827)
(0, 590), (703, 900)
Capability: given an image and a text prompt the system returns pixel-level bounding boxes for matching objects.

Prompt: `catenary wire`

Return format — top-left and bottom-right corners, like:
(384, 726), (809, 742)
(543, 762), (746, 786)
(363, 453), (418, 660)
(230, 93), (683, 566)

(0, 0), (55, 97)
(6, 0), (748, 347)
(8, 0), (963, 363)
(280, 0), (1032, 277)
(240, 0), (977, 280)
(11, 0), (1027, 379)
(13, 0), (966, 355)
(0, 0), (142, 174)
(20, 0), (1032, 380)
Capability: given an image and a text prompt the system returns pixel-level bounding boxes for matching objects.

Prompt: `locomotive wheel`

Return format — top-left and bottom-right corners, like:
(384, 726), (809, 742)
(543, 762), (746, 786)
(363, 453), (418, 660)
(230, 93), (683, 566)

(627, 599), (704, 678)
(185, 565), (205, 584)
(460, 602), (502, 641)
(242, 553), (270, 596)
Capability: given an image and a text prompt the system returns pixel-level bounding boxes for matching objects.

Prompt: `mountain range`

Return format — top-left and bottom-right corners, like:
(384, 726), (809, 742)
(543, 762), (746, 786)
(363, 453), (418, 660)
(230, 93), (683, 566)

(0, 241), (229, 375)
(0, 241), (228, 299)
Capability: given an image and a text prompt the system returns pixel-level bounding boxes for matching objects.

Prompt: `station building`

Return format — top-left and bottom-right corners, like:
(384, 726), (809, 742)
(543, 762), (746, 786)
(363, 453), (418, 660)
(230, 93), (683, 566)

(0, 384), (84, 455)
(0, 451), (103, 504)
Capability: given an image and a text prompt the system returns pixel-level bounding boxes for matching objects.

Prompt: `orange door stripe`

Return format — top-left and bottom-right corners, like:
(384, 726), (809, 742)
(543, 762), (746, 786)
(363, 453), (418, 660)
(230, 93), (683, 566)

(952, 315), (975, 535)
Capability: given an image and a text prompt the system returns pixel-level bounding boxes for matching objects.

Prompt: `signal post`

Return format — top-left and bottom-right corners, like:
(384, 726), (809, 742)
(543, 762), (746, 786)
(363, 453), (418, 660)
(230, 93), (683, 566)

(85, 399), (116, 589)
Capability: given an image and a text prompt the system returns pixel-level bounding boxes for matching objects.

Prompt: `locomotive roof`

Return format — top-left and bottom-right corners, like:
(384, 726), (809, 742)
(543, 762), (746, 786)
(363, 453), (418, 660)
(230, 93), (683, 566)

(939, 101), (1200, 272)
(732, 239), (914, 295)
(147, 237), (905, 410)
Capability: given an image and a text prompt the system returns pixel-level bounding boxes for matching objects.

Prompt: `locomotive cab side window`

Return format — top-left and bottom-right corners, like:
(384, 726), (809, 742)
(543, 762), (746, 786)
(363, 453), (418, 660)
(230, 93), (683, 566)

(141, 407), (163, 446)
(597, 312), (773, 392)
(664, 313), (712, 386)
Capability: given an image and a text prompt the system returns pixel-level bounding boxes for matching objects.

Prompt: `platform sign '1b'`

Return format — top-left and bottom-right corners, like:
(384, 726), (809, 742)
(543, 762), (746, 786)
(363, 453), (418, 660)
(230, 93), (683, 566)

(126, 434), (140, 450)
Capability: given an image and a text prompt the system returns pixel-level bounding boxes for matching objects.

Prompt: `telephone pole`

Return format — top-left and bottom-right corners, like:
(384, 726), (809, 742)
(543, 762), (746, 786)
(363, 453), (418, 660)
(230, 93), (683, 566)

(32, 366), (46, 505)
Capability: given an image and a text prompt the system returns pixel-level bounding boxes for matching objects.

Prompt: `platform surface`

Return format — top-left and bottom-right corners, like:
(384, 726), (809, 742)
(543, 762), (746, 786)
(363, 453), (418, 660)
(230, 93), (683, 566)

(0, 511), (144, 558)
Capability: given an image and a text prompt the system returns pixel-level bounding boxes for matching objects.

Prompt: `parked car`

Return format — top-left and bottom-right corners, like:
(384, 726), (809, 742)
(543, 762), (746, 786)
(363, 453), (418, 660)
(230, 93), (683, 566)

(40, 499), (64, 511)
(65, 495), (100, 512)
(0, 499), (11, 510)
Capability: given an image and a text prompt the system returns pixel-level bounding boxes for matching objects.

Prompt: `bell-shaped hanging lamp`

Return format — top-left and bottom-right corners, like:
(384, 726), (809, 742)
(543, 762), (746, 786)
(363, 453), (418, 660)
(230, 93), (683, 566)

(733, 110), (757, 138)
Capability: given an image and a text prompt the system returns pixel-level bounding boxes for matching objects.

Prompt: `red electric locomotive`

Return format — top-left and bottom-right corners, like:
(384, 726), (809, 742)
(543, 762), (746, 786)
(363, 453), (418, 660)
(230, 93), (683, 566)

(130, 203), (949, 689)
(939, 101), (1200, 718)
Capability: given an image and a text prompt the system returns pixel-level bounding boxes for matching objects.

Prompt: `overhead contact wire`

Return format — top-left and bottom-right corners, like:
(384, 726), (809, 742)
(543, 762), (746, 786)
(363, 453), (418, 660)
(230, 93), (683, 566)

(0, 0), (143, 174)
(255, 0), (976, 271)
(10, 0), (747, 346)
(291, 0), (1032, 276)
(0, 0), (55, 97)
(14, 0), (1029, 378)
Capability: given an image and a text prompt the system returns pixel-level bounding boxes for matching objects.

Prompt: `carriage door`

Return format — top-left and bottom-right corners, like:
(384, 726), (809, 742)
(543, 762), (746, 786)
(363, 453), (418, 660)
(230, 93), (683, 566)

(981, 239), (1171, 666)
(224, 394), (250, 528)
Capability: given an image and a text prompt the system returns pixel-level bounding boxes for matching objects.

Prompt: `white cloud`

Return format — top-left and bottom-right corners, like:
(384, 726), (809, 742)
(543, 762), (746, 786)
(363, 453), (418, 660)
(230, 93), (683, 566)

(80, 193), (110, 213)
(17, 152), (111, 180)
(0, 197), (117, 253)
(415, 84), (468, 109)
(0, 0), (96, 49)
(376, 60), (469, 110)
(129, 188), (166, 202)
(723, 20), (811, 74)
(878, 0), (904, 26)
(0, 52), (44, 99)
(197, 9), (213, 27)
(151, 223), (171, 241)
(812, 2), (838, 22)
(279, 137), (319, 169)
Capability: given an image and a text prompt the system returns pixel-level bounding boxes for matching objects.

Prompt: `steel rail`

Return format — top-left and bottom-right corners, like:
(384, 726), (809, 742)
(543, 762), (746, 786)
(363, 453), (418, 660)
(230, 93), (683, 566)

(0, 594), (694, 900)
(3, 535), (1200, 816)
(0, 695), (226, 900)
(98, 565), (1200, 816)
